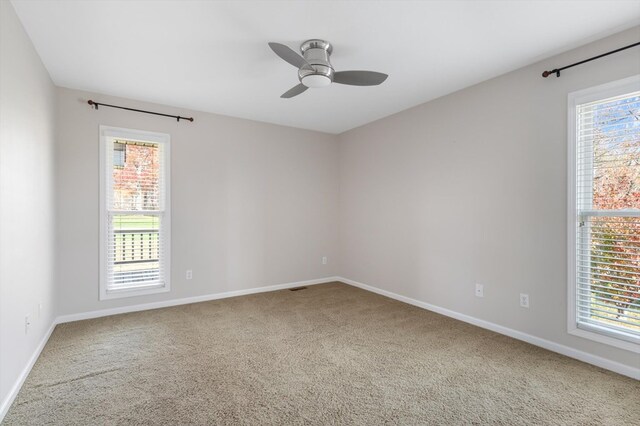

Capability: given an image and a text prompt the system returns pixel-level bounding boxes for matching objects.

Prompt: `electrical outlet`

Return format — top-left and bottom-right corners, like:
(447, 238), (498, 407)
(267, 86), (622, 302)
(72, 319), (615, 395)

(186, 270), (193, 280)
(520, 293), (530, 308)
(25, 316), (31, 334)
(322, 256), (328, 265)
(475, 283), (484, 298)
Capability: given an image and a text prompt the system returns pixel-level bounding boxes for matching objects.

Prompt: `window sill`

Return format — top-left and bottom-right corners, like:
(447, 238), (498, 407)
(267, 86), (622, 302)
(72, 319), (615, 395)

(569, 324), (640, 353)
(100, 283), (169, 301)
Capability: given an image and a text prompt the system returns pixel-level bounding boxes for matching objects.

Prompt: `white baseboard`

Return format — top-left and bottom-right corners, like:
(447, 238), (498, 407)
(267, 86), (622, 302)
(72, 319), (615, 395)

(0, 320), (57, 422)
(337, 277), (640, 380)
(56, 276), (340, 324)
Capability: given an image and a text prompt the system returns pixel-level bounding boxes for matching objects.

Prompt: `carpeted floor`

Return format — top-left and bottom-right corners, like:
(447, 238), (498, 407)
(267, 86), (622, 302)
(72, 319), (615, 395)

(4, 282), (639, 425)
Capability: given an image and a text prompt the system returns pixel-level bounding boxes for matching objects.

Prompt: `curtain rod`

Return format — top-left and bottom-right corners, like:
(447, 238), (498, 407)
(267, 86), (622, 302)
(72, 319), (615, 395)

(87, 100), (194, 122)
(541, 41), (640, 78)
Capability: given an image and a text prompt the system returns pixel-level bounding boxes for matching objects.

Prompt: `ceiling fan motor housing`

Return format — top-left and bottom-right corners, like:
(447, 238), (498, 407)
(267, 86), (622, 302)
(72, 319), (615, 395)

(298, 39), (334, 87)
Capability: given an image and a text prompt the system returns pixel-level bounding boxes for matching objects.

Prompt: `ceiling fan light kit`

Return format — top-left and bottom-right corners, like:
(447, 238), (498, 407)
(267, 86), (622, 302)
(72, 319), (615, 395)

(301, 74), (332, 88)
(269, 39), (388, 98)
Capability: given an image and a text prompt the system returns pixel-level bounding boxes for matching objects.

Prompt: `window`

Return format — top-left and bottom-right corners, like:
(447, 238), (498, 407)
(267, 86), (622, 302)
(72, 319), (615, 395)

(568, 76), (640, 351)
(100, 126), (170, 300)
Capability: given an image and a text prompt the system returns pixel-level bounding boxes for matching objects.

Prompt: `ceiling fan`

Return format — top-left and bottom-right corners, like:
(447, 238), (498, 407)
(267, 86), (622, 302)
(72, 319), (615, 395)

(268, 39), (388, 98)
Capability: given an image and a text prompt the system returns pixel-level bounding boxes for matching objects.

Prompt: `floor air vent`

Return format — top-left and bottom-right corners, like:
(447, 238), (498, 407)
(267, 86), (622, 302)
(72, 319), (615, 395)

(289, 286), (308, 291)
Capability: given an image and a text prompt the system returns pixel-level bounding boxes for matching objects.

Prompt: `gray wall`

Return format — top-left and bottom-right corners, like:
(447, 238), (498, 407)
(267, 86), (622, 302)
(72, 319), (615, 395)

(56, 88), (339, 316)
(338, 27), (640, 369)
(0, 0), (57, 409)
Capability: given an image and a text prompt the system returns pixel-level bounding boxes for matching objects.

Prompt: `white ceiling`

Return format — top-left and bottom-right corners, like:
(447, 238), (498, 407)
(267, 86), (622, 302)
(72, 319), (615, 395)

(11, 0), (640, 134)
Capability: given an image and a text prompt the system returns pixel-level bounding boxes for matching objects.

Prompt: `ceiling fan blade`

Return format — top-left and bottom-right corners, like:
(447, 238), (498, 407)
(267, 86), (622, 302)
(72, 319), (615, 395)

(333, 71), (388, 86)
(268, 42), (313, 70)
(281, 83), (308, 99)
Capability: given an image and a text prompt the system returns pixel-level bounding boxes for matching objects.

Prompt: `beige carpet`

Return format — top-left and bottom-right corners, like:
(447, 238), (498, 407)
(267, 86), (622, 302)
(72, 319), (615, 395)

(4, 282), (639, 425)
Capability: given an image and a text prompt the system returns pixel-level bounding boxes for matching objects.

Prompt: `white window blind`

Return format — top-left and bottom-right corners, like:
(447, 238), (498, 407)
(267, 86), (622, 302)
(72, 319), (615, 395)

(573, 84), (640, 346)
(100, 126), (170, 299)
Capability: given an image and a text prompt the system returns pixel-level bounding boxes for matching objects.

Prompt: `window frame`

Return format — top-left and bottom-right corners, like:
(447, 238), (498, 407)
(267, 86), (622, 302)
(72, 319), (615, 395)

(99, 125), (171, 300)
(567, 75), (640, 352)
